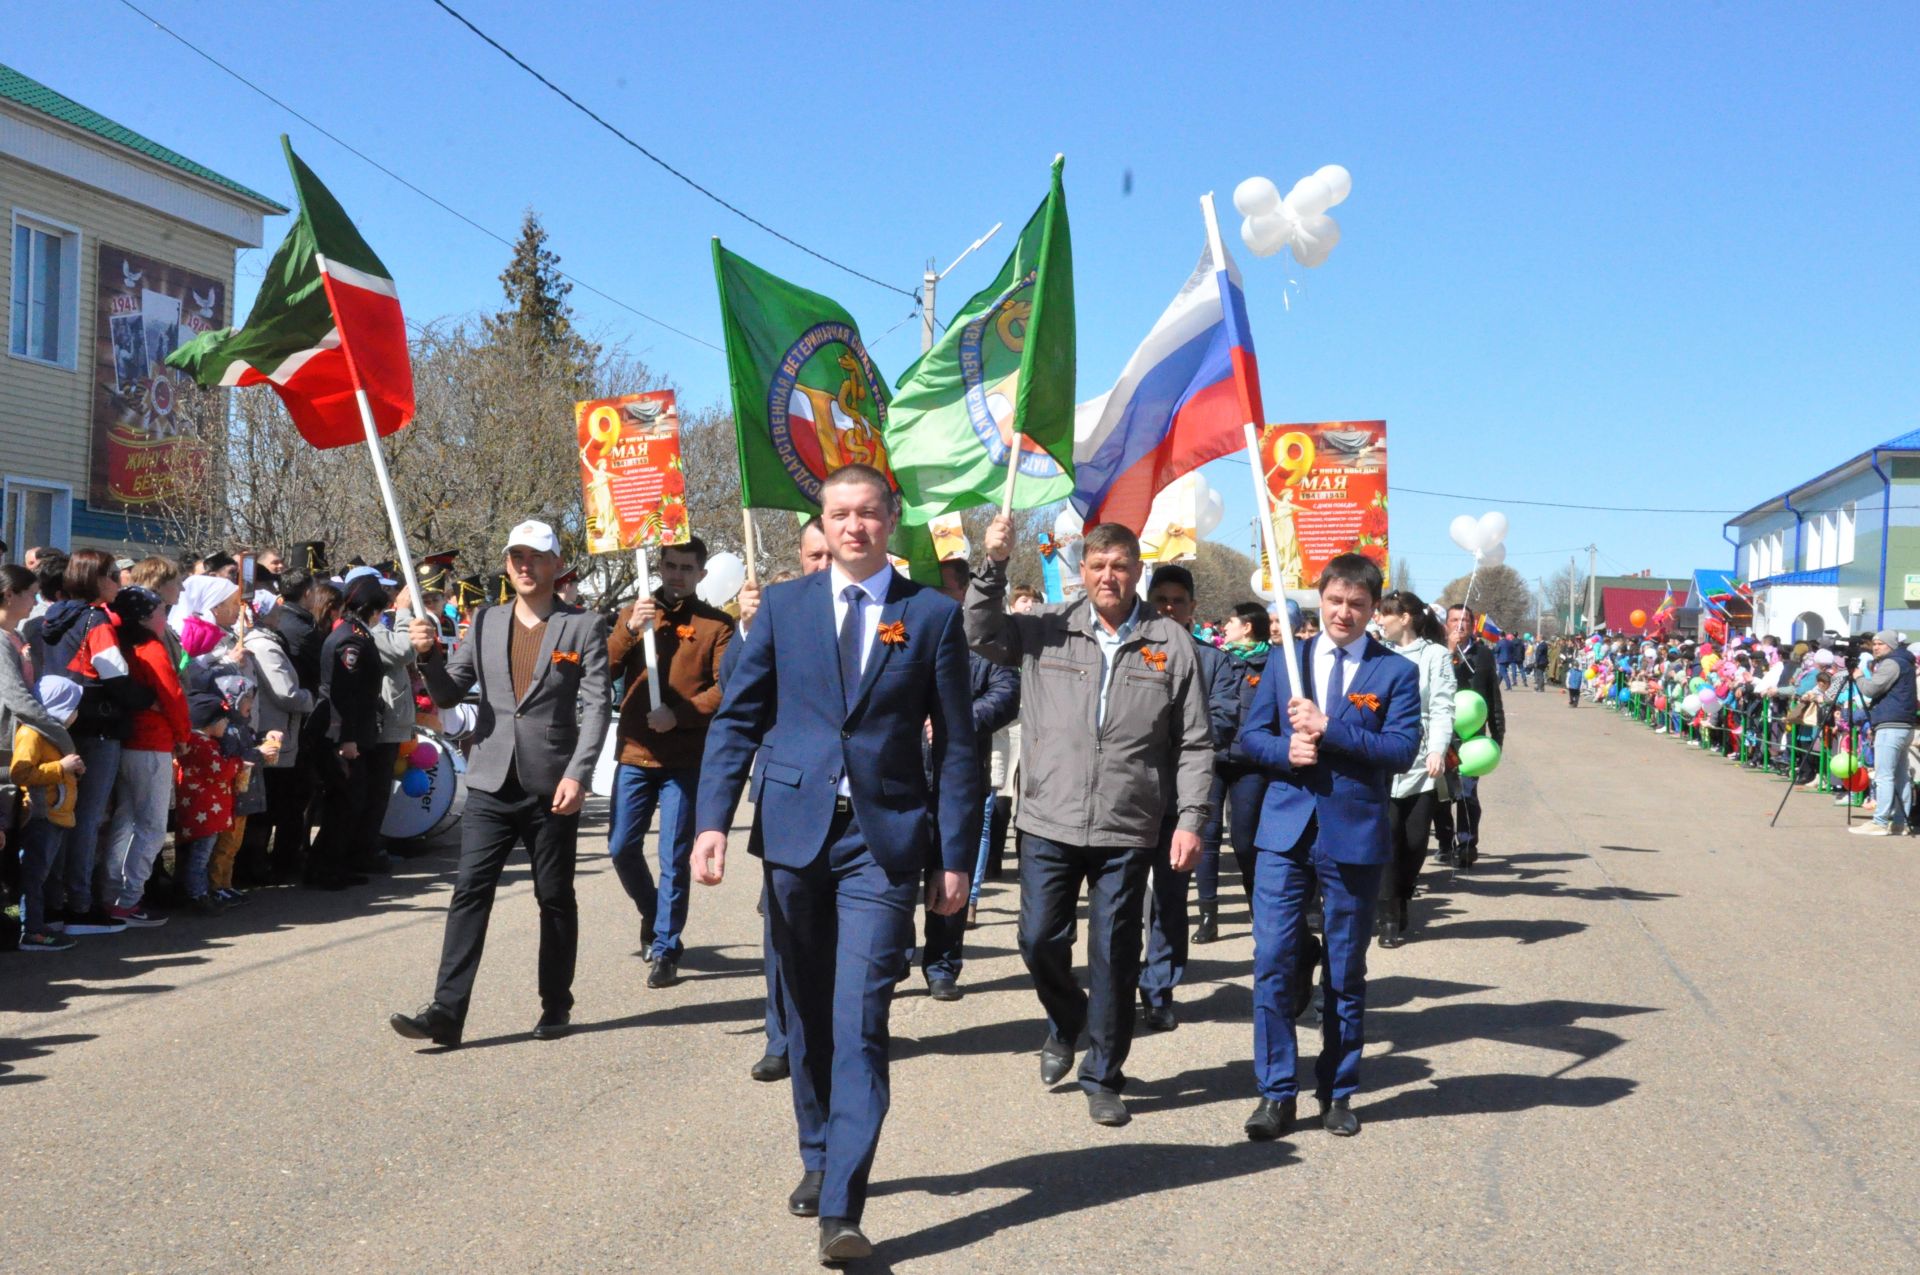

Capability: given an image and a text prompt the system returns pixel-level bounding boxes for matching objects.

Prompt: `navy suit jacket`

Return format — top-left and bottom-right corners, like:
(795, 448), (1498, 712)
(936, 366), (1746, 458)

(695, 568), (981, 876)
(1238, 633), (1421, 865)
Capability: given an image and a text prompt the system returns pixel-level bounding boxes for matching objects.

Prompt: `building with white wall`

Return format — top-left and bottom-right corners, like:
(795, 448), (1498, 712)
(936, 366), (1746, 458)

(1725, 428), (1920, 641)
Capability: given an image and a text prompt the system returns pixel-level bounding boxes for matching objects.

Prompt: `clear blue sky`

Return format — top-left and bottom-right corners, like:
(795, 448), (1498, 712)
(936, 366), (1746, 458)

(21, 1), (1920, 594)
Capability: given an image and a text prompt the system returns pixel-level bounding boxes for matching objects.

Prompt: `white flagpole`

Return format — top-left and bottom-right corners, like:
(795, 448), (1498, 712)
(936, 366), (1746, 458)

(741, 509), (759, 585)
(1000, 446), (1021, 517)
(352, 387), (423, 609)
(634, 546), (663, 710)
(1200, 192), (1304, 702)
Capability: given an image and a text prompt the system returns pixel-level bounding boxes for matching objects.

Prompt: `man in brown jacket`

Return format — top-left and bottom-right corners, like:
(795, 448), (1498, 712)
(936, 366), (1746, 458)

(607, 536), (734, 987)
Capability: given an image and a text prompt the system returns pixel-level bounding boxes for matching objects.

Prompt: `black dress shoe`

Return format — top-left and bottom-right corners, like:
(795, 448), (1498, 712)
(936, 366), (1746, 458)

(1322, 1098), (1360, 1136)
(647, 958), (679, 989)
(1245, 1096), (1296, 1141)
(533, 1010), (571, 1040)
(1141, 1001), (1176, 1032)
(1192, 904), (1218, 944)
(817, 1216), (871, 1265)
(965, 900), (979, 929)
(389, 1004), (461, 1048)
(927, 978), (963, 1002)
(788, 1170), (823, 1217)
(1086, 1091), (1130, 1127)
(751, 1052), (790, 1082)
(1039, 1035), (1074, 1086)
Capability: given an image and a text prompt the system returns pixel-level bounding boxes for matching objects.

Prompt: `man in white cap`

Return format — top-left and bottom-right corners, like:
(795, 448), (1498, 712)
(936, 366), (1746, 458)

(390, 519), (611, 1046)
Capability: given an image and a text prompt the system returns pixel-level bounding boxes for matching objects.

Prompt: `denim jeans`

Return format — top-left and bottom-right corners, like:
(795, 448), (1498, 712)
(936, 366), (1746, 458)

(180, 835), (218, 899)
(1870, 724), (1913, 828)
(18, 817), (67, 934)
(968, 788), (995, 904)
(606, 763), (699, 960)
(102, 749), (174, 909)
(62, 736), (122, 909)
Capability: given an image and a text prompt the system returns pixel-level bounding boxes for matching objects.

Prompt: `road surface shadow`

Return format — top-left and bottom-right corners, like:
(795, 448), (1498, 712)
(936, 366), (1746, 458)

(446, 993), (767, 1051)
(1415, 917), (1589, 945)
(0, 1032), (97, 1086)
(864, 1141), (1289, 1266)
(1598, 844), (1660, 853)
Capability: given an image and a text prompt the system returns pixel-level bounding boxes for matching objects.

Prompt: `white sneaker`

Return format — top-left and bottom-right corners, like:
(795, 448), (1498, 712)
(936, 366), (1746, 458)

(1849, 823), (1891, 836)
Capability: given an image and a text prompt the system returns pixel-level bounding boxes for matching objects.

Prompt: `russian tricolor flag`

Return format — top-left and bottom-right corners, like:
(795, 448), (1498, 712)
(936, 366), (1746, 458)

(1070, 239), (1262, 530)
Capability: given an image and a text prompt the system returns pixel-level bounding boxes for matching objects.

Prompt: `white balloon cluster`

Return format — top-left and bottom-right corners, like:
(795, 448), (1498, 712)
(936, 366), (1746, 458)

(1234, 165), (1352, 267)
(1448, 512), (1509, 566)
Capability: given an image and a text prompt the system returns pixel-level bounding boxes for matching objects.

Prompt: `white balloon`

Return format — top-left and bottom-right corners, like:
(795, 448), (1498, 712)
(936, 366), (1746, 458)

(1196, 489), (1225, 537)
(1240, 212), (1290, 258)
(1314, 164), (1353, 208)
(1477, 511), (1509, 550)
(1285, 174), (1335, 218)
(1054, 506), (1084, 542)
(1480, 543), (1507, 568)
(1289, 226), (1332, 268)
(1300, 212), (1340, 256)
(1449, 514), (1482, 553)
(696, 551), (747, 607)
(1232, 176), (1281, 217)
(1250, 568), (1276, 602)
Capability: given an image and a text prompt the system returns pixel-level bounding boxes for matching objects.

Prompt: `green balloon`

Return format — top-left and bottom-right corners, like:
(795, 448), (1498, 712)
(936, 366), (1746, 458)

(1457, 736), (1502, 778)
(1454, 690), (1489, 739)
(1828, 750), (1859, 780)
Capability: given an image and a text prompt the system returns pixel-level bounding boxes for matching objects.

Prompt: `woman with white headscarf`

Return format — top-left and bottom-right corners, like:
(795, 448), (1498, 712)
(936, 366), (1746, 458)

(172, 575), (243, 659)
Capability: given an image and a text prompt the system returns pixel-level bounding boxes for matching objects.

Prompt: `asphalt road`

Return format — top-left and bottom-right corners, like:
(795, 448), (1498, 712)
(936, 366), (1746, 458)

(4, 689), (1916, 1272)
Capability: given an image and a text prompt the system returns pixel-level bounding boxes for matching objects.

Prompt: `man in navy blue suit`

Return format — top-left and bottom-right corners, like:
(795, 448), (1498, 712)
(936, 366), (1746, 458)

(692, 465), (979, 1266)
(1235, 553), (1420, 1141)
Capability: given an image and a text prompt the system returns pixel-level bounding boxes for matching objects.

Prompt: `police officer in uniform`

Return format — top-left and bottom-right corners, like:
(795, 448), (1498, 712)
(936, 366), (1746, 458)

(309, 575), (386, 889)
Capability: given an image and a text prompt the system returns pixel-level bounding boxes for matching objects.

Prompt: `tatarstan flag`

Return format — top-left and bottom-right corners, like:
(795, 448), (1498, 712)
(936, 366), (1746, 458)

(168, 137), (413, 448)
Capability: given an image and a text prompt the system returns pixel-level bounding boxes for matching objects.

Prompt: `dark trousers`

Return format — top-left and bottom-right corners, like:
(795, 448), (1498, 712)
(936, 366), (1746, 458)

(605, 763), (699, 960)
(1199, 770), (1269, 905)
(309, 750), (362, 882)
(430, 771), (581, 1026)
(766, 807), (915, 1224)
(1252, 820), (1382, 1103)
(1433, 775), (1482, 857)
(243, 761), (314, 879)
(357, 742), (400, 862)
(1380, 791), (1438, 909)
(918, 872), (966, 981)
(1016, 832), (1152, 1094)
(1140, 817), (1195, 1009)
(761, 876), (788, 1058)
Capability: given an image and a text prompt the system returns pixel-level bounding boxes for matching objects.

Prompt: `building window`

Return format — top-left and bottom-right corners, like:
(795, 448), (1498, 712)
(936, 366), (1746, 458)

(3, 479), (72, 554)
(1838, 501), (1856, 566)
(9, 211), (82, 369)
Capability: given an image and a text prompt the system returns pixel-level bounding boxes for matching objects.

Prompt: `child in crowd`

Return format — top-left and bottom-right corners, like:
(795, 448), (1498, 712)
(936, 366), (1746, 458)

(1566, 658), (1583, 707)
(204, 672), (278, 906)
(176, 683), (243, 915)
(100, 586), (189, 927)
(11, 676), (86, 952)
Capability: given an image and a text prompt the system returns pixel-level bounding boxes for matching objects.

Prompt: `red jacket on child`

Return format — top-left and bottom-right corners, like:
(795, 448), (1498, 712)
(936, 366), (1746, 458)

(175, 730), (241, 838)
(123, 637), (189, 754)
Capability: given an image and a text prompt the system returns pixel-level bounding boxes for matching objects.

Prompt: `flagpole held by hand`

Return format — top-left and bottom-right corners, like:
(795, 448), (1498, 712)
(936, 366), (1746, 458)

(1000, 443), (1021, 517)
(352, 387), (423, 608)
(634, 547), (663, 711)
(740, 509), (759, 585)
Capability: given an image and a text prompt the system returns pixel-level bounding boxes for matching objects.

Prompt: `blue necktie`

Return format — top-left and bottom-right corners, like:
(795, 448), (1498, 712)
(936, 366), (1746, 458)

(1325, 646), (1348, 712)
(838, 584), (865, 710)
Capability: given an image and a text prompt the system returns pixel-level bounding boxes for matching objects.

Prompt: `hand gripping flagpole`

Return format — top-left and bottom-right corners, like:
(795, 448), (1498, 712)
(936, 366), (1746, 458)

(633, 547), (664, 711)
(1200, 193), (1304, 702)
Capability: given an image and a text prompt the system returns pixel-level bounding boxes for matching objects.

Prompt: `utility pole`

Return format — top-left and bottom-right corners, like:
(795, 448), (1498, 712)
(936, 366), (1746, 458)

(1586, 543), (1599, 634)
(921, 221), (1005, 353)
(1567, 554), (1577, 634)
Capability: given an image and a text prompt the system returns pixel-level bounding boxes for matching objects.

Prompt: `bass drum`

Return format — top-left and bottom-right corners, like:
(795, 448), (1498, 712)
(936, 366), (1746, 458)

(383, 727), (468, 844)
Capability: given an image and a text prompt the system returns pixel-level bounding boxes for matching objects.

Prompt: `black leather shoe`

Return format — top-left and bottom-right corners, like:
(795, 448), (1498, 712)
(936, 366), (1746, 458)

(817, 1216), (871, 1264)
(788, 1170), (823, 1217)
(647, 958), (678, 989)
(1141, 1000), (1176, 1032)
(1192, 904), (1218, 944)
(388, 1004), (461, 1049)
(639, 918), (657, 962)
(1322, 1098), (1360, 1136)
(1039, 1035), (1074, 1086)
(751, 1052), (790, 1082)
(1245, 1097), (1296, 1141)
(1087, 1091), (1130, 1127)
(965, 900), (979, 929)
(927, 978), (963, 1002)
(533, 1010), (571, 1040)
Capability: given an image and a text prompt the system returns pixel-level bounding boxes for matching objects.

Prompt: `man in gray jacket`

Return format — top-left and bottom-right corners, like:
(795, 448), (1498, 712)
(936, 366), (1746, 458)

(390, 520), (611, 1047)
(967, 517), (1213, 1128)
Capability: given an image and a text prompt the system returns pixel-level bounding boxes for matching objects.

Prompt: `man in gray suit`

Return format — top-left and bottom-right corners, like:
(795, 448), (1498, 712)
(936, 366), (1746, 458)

(389, 520), (611, 1047)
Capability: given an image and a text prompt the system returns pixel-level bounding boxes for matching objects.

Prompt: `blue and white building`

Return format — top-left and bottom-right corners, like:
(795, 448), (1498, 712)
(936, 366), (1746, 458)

(1725, 428), (1920, 641)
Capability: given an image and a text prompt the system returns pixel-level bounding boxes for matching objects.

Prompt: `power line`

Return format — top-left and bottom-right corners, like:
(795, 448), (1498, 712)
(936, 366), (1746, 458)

(427, 0), (918, 302)
(111, 0), (722, 353)
(1217, 456), (1788, 515)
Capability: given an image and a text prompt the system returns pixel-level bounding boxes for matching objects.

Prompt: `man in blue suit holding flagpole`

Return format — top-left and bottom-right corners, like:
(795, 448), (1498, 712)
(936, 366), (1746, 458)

(1235, 552), (1420, 1140)
(691, 464), (979, 1266)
